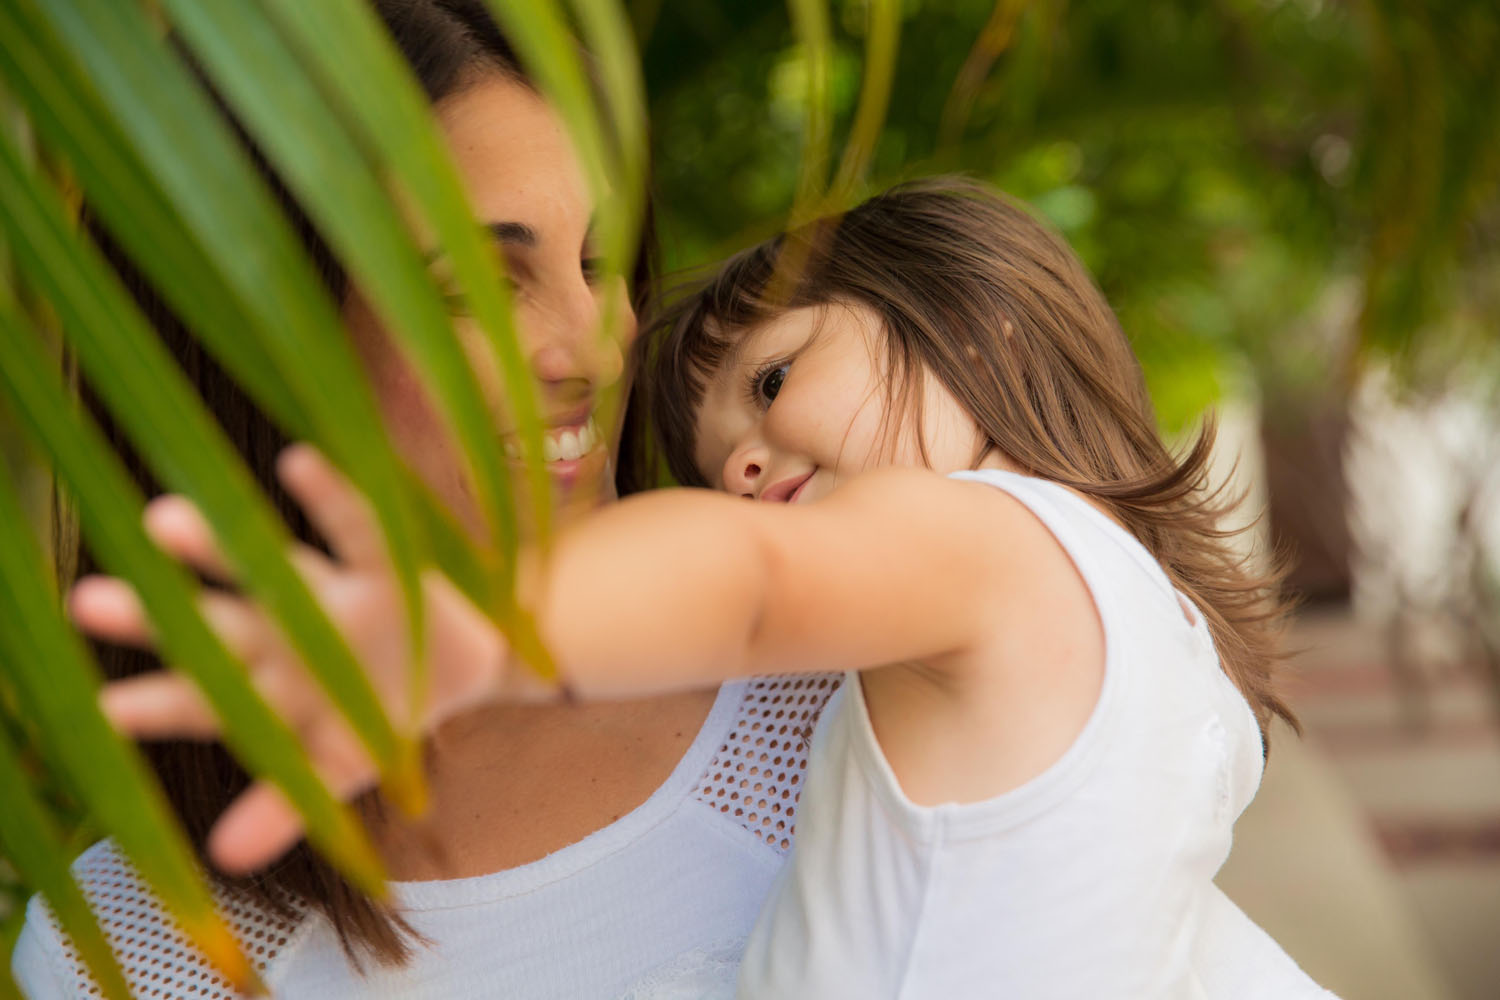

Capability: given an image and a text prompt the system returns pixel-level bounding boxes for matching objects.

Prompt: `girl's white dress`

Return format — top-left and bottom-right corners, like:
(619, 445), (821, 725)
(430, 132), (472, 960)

(624, 470), (1337, 999)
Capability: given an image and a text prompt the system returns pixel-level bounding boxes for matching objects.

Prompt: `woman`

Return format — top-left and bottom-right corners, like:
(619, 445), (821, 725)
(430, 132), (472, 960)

(15, 5), (1322, 998)
(12, 2), (837, 996)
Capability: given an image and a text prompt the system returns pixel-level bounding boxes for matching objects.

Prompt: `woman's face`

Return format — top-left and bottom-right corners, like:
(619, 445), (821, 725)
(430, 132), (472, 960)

(344, 73), (634, 535)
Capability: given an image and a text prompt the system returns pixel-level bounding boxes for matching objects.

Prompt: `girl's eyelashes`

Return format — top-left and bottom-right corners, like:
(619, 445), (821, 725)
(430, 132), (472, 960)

(581, 256), (605, 285)
(747, 362), (790, 407)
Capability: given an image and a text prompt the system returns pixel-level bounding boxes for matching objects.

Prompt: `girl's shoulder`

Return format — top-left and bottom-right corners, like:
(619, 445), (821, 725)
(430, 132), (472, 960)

(850, 468), (1246, 810)
(948, 468), (1184, 612)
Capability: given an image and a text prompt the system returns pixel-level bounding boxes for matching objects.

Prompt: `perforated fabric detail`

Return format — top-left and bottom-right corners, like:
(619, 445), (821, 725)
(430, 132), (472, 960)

(694, 674), (842, 851)
(31, 678), (841, 996)
(42, 841), (299, 999)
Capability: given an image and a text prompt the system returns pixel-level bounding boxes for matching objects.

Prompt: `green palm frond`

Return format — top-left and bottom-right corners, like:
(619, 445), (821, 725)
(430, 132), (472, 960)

(0, 119), (411, 862)
(785, 0), (833, 227)
(0, 296), (380, 989)
(0, 0), (893, 993)
(0, 726), (131, 1000)
(830, 0), (901, 202)
(0, 325), (257, 992)
(16, 0), (436, 807)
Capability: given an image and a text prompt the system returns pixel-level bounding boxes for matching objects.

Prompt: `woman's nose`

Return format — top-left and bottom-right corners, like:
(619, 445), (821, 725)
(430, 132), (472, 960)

(528, 280), (630, 390)
(721, 445), (768, 498)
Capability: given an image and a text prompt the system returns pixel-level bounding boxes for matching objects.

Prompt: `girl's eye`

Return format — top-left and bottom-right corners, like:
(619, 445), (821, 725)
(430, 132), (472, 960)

(754, 364), (789, 405)
(581, 257), (604, 285)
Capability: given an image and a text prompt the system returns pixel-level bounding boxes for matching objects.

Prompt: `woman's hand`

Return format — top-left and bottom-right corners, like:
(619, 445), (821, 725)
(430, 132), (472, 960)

(72, 444), (520, 874)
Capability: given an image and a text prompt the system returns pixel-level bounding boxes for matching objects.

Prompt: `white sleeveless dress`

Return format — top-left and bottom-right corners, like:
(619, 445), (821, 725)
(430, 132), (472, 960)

(624, 470), (1337, 999)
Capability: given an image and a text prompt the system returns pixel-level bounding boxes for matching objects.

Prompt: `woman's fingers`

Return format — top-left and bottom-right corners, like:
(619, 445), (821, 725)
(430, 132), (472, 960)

(278, 444), (389, 571)
(99, 673), (219, 739)
(96, 649), (305, 744)
(206, 719), (377, 876)
(70, 575), (154, 647)
(93, 582), (336, 738)
(143, 495), (238, 583)
(102, 661), (380, 879)
(71, 573), (280, 665)
(197, 590), (274, 663)
(207, 781), (305, 876)
(301, 716), (379, 800)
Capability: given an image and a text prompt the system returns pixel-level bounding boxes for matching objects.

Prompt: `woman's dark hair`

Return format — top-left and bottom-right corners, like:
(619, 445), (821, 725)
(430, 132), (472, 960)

(71, 0), (654, 967)
(634, 176), (1296, 739)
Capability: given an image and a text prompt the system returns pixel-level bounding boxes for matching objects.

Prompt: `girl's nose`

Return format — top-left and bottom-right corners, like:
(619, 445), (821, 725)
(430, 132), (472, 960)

(721, 445), (767, 498)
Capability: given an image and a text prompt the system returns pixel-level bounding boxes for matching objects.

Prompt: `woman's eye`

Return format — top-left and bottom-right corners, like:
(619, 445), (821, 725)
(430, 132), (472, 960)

(581, 257), (604, 285)
(756, 364), (789, 404)
(442, 277), (520, 315)
(442, 291), (470, 316)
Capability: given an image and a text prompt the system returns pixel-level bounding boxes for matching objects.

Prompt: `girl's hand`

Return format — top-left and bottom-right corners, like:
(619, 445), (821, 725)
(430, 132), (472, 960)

(72, 444), (519, 874)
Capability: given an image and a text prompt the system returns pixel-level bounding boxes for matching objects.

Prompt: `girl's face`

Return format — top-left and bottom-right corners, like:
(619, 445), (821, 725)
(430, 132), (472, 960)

(694, 302), (1003, 502)
(344, 74), (633, 534)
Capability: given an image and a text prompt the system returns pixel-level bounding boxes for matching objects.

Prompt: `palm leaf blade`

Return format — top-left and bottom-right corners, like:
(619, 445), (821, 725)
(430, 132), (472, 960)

(831, 0), (901, 199)
(262, 0), (551, 587)
(17, 0), (431, 805)
(0, 734), (131, 1000)
(0, 726), (132, 1000)
(161, 0), (520, 604)
(0, 298), (387, 907)
(0, 427), (249, 993)
(0, 0), (309, 434)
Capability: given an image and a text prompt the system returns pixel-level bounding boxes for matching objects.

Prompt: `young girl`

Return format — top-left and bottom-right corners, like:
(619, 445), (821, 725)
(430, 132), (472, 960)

(88, 178), (1336, 997)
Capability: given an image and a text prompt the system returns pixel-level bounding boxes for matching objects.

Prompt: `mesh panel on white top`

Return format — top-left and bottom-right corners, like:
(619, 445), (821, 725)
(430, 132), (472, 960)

(43, 840), (299, 999)
(29, 677), (841, 996)
(692, 674), (843, 851)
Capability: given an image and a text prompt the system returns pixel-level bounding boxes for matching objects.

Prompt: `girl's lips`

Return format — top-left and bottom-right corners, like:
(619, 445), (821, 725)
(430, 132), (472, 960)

(761, 471), (813, 503)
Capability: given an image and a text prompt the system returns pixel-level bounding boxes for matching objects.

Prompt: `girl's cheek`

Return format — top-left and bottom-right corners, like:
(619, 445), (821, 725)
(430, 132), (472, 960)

(761, 397), (805, 450)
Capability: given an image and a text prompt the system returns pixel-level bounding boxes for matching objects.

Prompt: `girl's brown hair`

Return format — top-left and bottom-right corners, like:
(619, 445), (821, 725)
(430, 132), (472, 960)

(71, 0), (654, 968)
(634, 176), (1297, 738)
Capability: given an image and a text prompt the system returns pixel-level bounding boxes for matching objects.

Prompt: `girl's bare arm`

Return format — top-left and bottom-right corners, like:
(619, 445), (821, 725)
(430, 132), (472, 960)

(80, 448), (1089, 868)
(530, 465), (1050, 696)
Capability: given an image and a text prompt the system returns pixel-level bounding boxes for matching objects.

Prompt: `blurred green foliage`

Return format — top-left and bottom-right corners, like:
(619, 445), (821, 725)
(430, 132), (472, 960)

(640, 0), (1500, 428)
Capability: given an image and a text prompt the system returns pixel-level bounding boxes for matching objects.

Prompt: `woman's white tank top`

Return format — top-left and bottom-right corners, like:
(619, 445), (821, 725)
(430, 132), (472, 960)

(11, 675), (843, 999)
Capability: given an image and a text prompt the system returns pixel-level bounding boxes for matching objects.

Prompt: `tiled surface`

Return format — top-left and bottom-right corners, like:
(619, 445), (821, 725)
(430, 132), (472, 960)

(1219, 608), (1500, 1000)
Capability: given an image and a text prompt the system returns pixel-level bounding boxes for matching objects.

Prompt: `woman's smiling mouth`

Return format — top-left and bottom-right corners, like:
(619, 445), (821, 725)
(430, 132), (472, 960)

(501, 415), (604, 489)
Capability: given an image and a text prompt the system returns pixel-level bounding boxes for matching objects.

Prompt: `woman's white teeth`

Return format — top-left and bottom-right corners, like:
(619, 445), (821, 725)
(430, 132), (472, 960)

(536, 418), (597, 463)
(545, 430), (576, 462)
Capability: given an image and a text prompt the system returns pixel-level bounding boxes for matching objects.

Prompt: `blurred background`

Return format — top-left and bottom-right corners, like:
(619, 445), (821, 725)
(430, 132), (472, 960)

(3, 0), (1497, 996)
(636, 1), (1499, 996)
